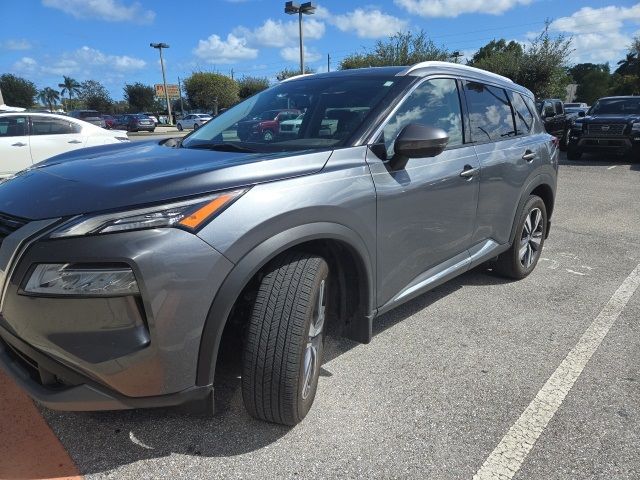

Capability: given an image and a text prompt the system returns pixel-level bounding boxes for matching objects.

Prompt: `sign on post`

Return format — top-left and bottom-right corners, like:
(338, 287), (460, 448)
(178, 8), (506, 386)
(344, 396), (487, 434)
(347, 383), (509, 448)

(154, 84), (180, 99)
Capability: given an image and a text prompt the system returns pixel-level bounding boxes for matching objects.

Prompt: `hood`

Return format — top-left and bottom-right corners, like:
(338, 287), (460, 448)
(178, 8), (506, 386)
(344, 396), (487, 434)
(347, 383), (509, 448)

(0, 140), (331, 220)
(581, 114), (640, 124)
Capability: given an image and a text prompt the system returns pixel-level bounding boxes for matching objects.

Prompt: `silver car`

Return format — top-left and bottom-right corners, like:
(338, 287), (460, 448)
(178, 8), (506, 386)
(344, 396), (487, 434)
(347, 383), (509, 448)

(177, 113), (212, 131)
(0, 62), (557, 425)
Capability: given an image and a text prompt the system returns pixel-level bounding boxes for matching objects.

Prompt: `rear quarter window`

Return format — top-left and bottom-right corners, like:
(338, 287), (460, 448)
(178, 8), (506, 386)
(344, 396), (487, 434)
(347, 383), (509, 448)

(464, 81), (515, 142)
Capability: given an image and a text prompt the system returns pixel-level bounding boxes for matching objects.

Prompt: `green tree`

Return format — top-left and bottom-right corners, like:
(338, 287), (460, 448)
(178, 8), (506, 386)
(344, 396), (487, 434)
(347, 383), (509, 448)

(276, 67), (314, 81)
(58, 75), (81, 110)
(471, 26), (573, 98)
(612, 37), (640, 94)
(470, 39), (523, 64)
(0, 74), (37, 108)
(609, 74), (640, 96)
(569, 63), (610, 84)
(78, 80), (113, 112)
(575, 70), (611, 104)
(37, 87), (61, 111)
(340, 31), (450, 70)
(183, 72), (239, 112)
(237, 76), (270, 99)
(123, 82), (155, 112)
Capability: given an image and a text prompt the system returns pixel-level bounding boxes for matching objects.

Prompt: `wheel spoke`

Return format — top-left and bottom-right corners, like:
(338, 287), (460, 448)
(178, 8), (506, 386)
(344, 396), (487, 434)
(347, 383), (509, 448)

(531, 209), (542, 233)
(519, 243), (528, 262)
(524, 215), (532, 235)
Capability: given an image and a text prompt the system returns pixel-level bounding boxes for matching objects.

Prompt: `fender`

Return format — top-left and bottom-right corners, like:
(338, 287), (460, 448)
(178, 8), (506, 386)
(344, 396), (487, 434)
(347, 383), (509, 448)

(508, 171), (556, 245)
(195, 222), (375, 387)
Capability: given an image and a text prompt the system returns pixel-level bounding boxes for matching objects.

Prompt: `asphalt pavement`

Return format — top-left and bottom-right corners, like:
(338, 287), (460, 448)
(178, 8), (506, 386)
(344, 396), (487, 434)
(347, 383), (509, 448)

(11, 152), (640, 479)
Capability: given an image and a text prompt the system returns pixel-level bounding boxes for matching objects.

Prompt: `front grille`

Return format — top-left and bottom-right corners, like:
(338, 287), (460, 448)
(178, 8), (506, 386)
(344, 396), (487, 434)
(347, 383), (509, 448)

(587, 124), (626, 136)
(0, 212), (28, 247)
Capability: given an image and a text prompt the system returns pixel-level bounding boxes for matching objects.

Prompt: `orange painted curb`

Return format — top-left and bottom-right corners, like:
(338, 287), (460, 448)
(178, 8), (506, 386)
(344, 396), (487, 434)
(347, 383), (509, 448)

(0, 369), (82, 480)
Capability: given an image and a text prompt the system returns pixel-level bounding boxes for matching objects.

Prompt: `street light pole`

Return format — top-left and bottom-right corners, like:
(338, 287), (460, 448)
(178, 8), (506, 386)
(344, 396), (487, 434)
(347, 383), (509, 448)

(285, 2), (316, 75)
(150, 42), (173, 125)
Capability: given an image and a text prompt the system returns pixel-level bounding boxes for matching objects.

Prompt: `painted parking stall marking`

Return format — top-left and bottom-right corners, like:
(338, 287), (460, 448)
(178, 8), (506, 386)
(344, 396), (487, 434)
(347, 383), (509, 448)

(473, 262), (640, 480)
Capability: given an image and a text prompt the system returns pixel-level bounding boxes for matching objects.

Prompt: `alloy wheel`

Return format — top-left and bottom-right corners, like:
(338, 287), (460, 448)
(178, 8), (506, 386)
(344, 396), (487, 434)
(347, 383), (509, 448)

(302, 279), (326, 400)
(519, 207), (543, 268)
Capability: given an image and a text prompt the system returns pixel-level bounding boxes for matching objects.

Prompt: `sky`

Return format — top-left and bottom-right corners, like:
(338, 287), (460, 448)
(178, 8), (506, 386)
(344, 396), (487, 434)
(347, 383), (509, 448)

(1, 0), (640, 100)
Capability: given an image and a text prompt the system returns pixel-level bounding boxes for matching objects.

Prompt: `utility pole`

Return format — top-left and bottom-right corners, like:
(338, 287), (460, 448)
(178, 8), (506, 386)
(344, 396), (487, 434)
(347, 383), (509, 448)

(177, 76), (185, 117)
(285, 2), (316, 75)
(230, 68), (234, 80)
(150, 42), (173, 125)
(327, 53), (330, 72)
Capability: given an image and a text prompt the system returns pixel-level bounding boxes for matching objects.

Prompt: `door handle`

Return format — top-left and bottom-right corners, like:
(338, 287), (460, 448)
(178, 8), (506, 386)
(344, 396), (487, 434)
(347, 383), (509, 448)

(459, 165), (478, 178)
(68, 140), (83, 144)
(11, 142), (27, 147)
(522, 150), (536, 162)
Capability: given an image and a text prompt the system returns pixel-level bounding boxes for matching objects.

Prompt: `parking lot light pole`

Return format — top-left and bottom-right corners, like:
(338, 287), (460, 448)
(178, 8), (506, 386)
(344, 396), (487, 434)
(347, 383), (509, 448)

(150, 42), (173, 125)
(284, 2), (316, 75)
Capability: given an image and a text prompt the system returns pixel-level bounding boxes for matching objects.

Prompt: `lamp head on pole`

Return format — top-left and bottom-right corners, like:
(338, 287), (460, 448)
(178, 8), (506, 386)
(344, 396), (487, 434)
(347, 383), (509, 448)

(150, 42), (170, 49)
(284, 1), (315, 14)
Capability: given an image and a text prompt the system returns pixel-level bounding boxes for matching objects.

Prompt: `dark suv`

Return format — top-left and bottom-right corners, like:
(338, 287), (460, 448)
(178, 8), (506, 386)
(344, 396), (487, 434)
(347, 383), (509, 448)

(0, 62), (557, 425)
(567, 96), (640, 160)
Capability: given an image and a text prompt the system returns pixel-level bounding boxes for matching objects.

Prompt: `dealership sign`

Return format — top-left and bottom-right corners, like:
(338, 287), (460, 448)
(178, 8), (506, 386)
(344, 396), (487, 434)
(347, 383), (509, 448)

(155, 84), (180, 99)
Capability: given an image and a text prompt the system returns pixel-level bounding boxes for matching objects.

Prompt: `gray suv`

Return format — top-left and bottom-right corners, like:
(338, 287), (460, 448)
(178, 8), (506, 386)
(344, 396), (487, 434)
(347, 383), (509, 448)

(0, 62), (557, 425)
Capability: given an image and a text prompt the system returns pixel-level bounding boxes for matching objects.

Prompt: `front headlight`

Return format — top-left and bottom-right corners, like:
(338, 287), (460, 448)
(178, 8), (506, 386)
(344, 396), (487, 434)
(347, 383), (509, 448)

(50, 189), (246, 239)
(631, 122), (640, 132)
(23, 263), (139, 296)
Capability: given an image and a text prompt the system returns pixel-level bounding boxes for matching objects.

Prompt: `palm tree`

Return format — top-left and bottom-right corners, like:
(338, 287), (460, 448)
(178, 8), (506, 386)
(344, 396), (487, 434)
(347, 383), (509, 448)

(38, 87), (60, 112)
(58, 76), (81, 111)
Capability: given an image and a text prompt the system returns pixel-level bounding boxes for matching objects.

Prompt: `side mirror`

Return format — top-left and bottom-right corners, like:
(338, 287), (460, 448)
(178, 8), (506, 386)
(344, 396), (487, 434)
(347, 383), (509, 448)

(578, 110), (586, 117)
(543, 105), (555, 118)
(393, 124), (449, 164)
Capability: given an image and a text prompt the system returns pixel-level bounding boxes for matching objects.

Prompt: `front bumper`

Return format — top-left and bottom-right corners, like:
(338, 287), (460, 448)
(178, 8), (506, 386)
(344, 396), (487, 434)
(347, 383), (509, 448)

(0, 225), (234, 410)
(569, 134), (640, 153)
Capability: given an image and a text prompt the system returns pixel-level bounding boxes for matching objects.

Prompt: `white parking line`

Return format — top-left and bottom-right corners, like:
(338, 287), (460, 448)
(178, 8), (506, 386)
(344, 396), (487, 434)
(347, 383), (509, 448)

(473, 262), (640, 480)
(607, 165), (617, 170)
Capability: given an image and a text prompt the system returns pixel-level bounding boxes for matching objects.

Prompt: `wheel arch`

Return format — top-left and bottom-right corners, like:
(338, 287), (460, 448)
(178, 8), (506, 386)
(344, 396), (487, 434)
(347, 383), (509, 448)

(195, 222), (375, 387)
(509, 173), (556, 244)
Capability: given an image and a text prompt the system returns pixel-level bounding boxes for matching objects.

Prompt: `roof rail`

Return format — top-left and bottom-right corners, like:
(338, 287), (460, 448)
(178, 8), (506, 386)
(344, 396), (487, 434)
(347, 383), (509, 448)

(280, 73), (314, 83)
(399, 61), (513, 84)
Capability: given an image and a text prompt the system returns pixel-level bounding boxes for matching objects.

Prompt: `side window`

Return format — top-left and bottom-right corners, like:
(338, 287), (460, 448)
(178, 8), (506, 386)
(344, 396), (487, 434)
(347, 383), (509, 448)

(31, 117), (81, 135)
(378, 78), (463, 157)
(464, 81), (515, 142)
(523, 96), (543, 133)
(509, 91), (534, 135)
(0, 116), (28, 137)
(554, 101), (563, 115)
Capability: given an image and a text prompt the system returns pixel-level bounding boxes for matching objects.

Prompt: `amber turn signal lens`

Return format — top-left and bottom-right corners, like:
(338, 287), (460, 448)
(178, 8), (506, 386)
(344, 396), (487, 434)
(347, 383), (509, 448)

(178, 193), (236, 230)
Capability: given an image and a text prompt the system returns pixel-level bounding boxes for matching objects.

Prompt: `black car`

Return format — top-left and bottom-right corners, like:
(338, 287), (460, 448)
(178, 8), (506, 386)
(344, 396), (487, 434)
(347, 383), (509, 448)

(567, 96), (640, 161)
(536, 99), (570, 150)
(114, 114), (155, 132)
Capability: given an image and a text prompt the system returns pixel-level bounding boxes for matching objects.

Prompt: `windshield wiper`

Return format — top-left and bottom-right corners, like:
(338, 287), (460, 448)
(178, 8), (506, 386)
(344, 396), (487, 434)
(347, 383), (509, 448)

(186, 142), (258, 153)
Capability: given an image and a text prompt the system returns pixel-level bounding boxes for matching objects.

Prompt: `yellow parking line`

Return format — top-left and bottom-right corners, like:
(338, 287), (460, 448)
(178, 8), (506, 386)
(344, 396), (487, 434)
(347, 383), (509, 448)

(0, 370), (82, 480)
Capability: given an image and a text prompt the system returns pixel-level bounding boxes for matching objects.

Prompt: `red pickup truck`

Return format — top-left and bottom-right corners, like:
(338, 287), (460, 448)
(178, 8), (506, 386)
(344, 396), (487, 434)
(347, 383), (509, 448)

(237, 109), (301, 141)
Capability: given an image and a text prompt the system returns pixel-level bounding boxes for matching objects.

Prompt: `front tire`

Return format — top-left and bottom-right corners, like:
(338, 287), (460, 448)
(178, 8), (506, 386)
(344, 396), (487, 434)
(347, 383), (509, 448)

(493, 195), (547, 279)
(242, 252), (329, 425)
(177, 123), (183, 131)
(559, 130), (569, 151)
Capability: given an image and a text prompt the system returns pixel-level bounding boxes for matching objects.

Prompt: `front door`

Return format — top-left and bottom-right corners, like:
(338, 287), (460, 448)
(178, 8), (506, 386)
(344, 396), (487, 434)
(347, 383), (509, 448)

(367, 78), (480, 308)
(0, 115), (31, 177)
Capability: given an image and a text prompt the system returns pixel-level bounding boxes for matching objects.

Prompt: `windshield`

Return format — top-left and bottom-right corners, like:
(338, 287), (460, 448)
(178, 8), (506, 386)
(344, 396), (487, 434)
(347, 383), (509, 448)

(182, 75), (404, 153)
(591, 98), (640, 115)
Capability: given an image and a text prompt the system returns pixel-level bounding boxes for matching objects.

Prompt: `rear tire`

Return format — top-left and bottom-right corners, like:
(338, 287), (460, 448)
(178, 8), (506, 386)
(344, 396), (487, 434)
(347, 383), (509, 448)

(177, 123), (183, 131)
(493, 195), (547, 279)
(242, 252), (329, 425)
(193, 123), (199, 131)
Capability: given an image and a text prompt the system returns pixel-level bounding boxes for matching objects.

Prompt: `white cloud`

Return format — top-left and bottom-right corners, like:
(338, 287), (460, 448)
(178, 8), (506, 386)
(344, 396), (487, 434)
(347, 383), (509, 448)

(1, 39), (32, 50)
(42, 0), (155, 24)
(233, 18), (325, 48)
(549, 5), (640, 64)
(280, 46), (321, 63)
(193, 34), (258, 64)
(330, 8), (408, 38)
(12, 57), (38, 74)
(394, 0), (531, 18)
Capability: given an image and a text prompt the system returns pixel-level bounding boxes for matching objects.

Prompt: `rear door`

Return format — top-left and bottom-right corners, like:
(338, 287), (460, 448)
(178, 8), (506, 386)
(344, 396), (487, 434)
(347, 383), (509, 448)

(367, 78), (480, 307)
(0, 115), (31, 176)
(464, 81), (542, 245)
(29, 115), (86, 162)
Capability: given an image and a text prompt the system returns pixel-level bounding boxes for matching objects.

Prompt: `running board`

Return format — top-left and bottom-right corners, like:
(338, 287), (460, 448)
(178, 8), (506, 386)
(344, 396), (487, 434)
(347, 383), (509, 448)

(378, 239), (506, 315)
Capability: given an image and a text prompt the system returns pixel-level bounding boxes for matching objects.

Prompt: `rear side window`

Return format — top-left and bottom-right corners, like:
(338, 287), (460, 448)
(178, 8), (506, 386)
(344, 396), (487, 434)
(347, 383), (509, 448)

(509, 92), (534, 135)
(379, 78), (463, 157)
(31, 117), (81, 135)
(0, 116), (27, 137)
(464, 81), (515, 142)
